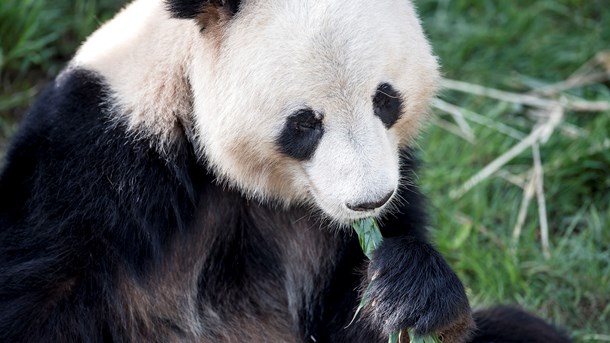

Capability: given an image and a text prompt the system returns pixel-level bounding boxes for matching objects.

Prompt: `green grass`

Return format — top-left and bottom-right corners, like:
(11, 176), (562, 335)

(417, 1), (610, 341)
(1, 1), (609, 342)
(0, 0), (124, 152)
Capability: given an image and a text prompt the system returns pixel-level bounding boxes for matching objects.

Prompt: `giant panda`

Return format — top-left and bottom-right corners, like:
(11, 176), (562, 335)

(0, 0), (571, 342)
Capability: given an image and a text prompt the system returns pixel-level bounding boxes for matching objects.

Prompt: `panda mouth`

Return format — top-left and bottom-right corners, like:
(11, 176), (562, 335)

(346, 191), (394, 212)
(302, 167), (397, 224)
(307, 188), (391, 224)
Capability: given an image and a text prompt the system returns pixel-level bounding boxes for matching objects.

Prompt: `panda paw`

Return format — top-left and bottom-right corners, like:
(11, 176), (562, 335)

(365, 236), (474, 343)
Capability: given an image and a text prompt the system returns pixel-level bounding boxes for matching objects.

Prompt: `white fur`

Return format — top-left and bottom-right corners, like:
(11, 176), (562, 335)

(73, 0), (439, 224)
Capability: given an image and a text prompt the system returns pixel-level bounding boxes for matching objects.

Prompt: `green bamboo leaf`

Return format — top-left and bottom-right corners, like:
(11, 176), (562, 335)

(388, 331), (400, 343)
(346, 282), (372, 328)
(352, 218), (441, 343)
(352, 217), (383, 259)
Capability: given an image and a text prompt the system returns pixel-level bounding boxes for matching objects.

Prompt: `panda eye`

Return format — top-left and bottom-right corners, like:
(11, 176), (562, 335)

(373, 83), (403, 128)
(291, 109), (322, 131)
(277, 108), (324, 161)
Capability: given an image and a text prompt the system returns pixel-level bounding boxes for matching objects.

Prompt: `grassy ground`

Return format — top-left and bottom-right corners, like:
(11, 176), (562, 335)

(1, 0), (609, 342)
(417, 1), (610, 341)
(0, 0), (123, 152)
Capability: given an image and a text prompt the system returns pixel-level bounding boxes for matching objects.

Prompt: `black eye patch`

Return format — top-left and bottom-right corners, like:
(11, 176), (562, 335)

(277, 108), (324, 161)
(373, 83), (403, 128)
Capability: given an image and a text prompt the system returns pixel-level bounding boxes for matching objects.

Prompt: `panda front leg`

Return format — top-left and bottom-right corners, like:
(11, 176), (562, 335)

(365, 236), (474, 342)
(364, 154), (474, 343)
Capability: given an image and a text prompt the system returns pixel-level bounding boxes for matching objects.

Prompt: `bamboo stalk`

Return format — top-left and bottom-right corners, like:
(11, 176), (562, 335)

(432, 99), (476, 141)
(512, 169), (536, 243)
(450, 125), (545, 199)
(441, 78), (610, 112)
(532, 143), (550, 260)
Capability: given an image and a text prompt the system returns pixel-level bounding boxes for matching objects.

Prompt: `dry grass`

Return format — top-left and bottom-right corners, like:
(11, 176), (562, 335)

(432, 53), (610, 260)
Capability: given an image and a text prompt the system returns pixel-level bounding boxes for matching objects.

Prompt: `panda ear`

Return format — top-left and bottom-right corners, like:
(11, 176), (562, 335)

(166, 0), (241, 20)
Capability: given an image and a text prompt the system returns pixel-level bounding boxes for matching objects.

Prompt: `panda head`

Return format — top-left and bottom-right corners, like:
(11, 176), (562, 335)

(169, 0), (439, 224)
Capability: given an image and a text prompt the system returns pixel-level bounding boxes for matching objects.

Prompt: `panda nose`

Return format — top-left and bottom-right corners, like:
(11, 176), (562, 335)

(347, 191), (394, 212)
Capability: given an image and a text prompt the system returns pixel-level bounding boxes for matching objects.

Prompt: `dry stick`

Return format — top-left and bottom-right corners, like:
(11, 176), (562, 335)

(441, 63), (608, 260)
(512, 169), (537, 244)
(430, 117), (476, 143)
(568, 51), (610, 80)
(559, 123), (589, 139)
(432, 99), (476, 141)
(450, 103), (563, 199)
(539, 105), (564, 143)
(496, 170), (527, 189)
(441, 79), (610, 112)
(532, 143), (550, 260)
(581, 333), (610, 342)
(529, 50), (610, 96)
(441, 73), (605, 257)
(567, 99), (610, 112)
(442, 79), (558, 109)
(450, 125), (545, 199)
(461, 108), (526, 140)
(532, 71), (610, 96)
(568, 55), (600, 79)
(434, 99), (525, 139)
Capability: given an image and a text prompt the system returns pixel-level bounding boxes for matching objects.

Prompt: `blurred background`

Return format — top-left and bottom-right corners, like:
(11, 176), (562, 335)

(1, 1), (608, 341)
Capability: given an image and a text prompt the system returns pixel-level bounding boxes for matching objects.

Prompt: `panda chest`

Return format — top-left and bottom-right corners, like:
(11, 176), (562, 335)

(181, 200), (339, 340)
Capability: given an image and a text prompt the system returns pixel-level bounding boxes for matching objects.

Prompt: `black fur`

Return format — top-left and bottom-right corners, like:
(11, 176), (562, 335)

(373, 83), (402, 129)
(367, 151), (472, 337)
(368, 237), (470, 335)
(0, 67), (476, 342)
(165, 0), (241, 19)
(471, 306), (572, 343)
(277, 108), (324, 161)
(0, 69), (207, 341)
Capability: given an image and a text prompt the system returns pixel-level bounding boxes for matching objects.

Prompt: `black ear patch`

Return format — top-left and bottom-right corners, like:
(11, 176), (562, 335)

(373, 83), (403, 128)
(277, 109), (324, 161)
(166, 0), (241, 19)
